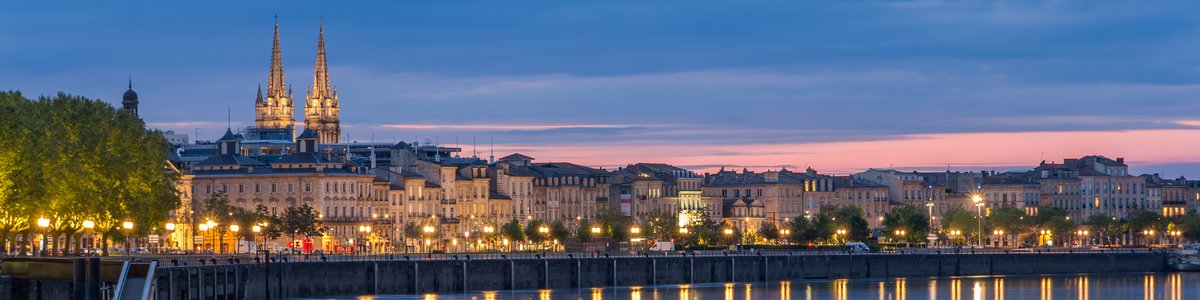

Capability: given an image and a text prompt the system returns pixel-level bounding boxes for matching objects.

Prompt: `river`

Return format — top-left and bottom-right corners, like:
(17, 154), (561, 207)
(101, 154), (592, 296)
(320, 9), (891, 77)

(306, 272), (1198, 300)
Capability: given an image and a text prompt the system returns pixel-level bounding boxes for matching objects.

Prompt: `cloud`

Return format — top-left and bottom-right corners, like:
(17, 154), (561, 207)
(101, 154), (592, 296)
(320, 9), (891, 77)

(376, 123), (641, 131)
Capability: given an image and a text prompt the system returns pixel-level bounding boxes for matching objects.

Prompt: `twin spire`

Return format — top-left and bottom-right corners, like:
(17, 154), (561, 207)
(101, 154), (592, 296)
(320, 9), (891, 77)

(255, 16), (341, 144)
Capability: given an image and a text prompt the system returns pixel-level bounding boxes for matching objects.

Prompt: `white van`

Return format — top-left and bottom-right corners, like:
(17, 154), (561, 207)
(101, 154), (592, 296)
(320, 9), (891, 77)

(845, 242), (870, 253)
(650, 241), (675, 252)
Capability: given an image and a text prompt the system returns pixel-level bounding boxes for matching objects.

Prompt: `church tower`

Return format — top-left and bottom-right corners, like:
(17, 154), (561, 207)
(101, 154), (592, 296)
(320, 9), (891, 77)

(304, 23), (341, 144)
(255, 18), (295, 134)
(122, 78), (139, 117)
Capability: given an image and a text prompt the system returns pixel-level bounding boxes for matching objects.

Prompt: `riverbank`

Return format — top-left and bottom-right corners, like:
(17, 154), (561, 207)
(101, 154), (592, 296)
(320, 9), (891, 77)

(145, 251), (1165, 299)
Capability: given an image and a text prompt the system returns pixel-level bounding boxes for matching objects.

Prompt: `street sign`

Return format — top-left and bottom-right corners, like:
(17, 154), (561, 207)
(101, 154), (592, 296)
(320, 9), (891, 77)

(193, 235), (205, 244)
(148, 235), (160, 244)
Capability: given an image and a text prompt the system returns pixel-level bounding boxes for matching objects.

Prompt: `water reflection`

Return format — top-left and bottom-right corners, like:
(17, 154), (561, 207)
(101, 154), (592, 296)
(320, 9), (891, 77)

(333, 272), (1197, 300)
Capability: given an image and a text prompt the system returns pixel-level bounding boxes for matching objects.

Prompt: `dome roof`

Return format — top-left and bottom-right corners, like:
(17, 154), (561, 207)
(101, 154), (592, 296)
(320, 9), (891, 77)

(122, 88), (138, 103)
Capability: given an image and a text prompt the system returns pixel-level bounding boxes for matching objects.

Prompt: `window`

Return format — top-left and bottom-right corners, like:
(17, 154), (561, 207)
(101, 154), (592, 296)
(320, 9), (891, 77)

(238, 184), (244, 193)
(287, 183), (293, 193)
(271, 183), (277, 193)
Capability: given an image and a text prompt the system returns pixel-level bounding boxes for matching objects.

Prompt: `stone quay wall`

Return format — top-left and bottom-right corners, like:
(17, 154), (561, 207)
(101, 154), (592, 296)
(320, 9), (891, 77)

(144, 252), (1164, 299)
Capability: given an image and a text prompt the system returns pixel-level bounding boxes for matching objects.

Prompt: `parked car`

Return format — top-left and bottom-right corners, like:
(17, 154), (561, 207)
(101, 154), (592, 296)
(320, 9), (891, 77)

(845, 242), (871, 253)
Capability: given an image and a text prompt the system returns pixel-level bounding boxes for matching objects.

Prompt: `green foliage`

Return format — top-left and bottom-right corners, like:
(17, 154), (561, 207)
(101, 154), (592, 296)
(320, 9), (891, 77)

(0, 91), (180, 254)
(941, 207), (981, 243)
(824, 205), (870, 242)
(500, 219), (523, 243)
(549, 220), (570, 243)
(575, 219), (593, 243)
(757, 221), (779, 242)
(524, 219), (546, 243)
(988, 206), (1028, 238)
(882, 205), (930, 244)
(282, 204), (326, 238)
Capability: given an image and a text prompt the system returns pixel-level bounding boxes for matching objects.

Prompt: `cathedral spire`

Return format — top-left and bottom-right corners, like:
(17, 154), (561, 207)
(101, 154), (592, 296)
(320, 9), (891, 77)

(256, 84), (263, 103)
(311, 23), (331, 101)
(267, 16), (286, 100)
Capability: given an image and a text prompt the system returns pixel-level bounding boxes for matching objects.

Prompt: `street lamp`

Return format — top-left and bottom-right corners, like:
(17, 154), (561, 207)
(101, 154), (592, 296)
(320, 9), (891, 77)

(678, 227), (689, 234)
(122, 221), (134, 257)
(591, 226), (602, 235)
(971, 194), (984, 247)
(422, 225), (435, 253)
(992, 229), (1004, 248)
(359, 225), (372, 254)
(629, 226), (640, 234)
(35, 217), (50, 256)
(81, 220), (95, 254)
(230, 225), (240, 253)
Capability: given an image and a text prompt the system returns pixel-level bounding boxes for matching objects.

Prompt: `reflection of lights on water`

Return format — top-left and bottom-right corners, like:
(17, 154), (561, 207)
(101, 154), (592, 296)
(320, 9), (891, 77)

(482, 291), (497, 300)
(972, 281), (981, 300)
(539, 289), (552, 300)
(928, 279), (937, 300)
(950, 279), (961, 300)
(591, 287), (604, 300)
(879, 281), (886, 300)
(833, 279), (848, 300)
(1041, 277), (1053, 300)
(1143, 274), (1156, 300)
(423, 293), (438, 300)
(725, 283), (735, 300)
(1075, 276), (1088, 300)
(679, 284), (691, 300)
(806, 284), (813, 300)
(993, 278), (1004, 300)
(895, 278), (906, 300)
(1166, 273), (1181, 300)
(779, 281), (790, 300)
(745, 283), (753, 300)
(629, 286), (641, 300)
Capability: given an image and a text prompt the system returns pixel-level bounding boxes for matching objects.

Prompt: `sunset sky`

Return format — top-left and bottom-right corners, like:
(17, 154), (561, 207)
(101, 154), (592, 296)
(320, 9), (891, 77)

(5, 1), (1200, 176)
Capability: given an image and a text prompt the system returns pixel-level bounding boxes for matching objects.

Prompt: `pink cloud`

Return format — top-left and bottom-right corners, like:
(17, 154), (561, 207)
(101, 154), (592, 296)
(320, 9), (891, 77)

(378, 123), (639, 131)
(497, 129), (1200, 175)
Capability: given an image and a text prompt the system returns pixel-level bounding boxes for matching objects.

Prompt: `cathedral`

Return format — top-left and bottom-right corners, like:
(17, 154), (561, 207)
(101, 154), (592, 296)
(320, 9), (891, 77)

(247, 18), (341, 144)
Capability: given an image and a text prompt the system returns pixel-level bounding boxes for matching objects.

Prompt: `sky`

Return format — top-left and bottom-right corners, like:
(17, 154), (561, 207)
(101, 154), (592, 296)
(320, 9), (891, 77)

(4, 1), (1200, 177)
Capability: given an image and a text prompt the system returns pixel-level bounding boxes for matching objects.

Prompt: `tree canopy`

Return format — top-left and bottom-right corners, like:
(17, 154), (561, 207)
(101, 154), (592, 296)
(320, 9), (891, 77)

(0, 91), (180, 255)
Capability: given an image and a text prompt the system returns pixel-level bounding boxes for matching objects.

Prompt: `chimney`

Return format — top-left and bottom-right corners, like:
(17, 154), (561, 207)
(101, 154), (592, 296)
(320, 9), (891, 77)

(1116, 157), (1125, 164)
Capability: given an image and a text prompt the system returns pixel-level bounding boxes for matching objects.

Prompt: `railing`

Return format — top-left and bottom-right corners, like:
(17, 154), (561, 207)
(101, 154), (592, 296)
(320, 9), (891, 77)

(139, 261), (158, 300)
(106, 261), (131, 300)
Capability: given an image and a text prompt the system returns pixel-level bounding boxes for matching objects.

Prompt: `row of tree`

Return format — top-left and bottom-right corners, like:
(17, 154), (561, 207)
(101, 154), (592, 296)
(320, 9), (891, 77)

(0, 91), (181, 255)
(196, 191), (327, 252)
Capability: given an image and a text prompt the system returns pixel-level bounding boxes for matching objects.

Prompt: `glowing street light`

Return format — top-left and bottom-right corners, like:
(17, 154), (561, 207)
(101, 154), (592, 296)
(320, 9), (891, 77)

(591, 227), (602, 234)
(252, 225), (262, 233)
(723, 228), (734, 235)
(82, 220), (95, 229)
(165, 223), (176, 231)
(538, 226), (550, 234)
(483, 226), (495, 234)
(230, 224), (239, 232)
(123, 221), (134, 230)
(630, 226), (640, 234)
(678, 227), (689, 234)
(36, 217), (50, 228)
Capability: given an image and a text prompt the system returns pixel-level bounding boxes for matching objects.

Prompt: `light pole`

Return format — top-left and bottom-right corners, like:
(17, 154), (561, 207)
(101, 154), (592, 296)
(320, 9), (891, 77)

(82, 220), (95, 255)
(122, 221), (134, 257)
(252, 225), (262, 252)
(35, 217), (50, 256)
(358, 225), (372, 254)
(992, 229), (1004, 248)
(198, 224), (209, 253)
(422, 225), (435, 253)
(230, 225), (240, 253)
(972, 195), (984, 247)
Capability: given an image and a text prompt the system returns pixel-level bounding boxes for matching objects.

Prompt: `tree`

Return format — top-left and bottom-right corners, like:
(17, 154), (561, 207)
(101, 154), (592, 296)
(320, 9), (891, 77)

(0, 92), (180, 256)
(882, 205), (931, 245)
(758, 221), (780, 243)
(549, 221), (570, 245)
(988, 206), (1028, 245)
(941, 208), (980, 245)
(282, 204), (326, 250)
(500, 219), (523, 246)
(824, 205), (869, 242)
(575, 219), (593, 243)
(1085, 214), (1118, 245)
(524, 220), (546, 244)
